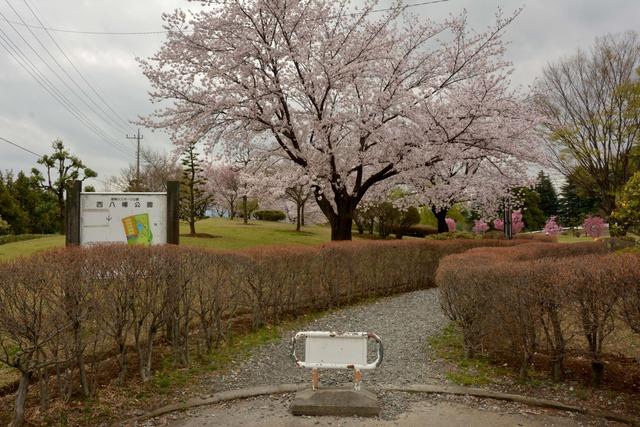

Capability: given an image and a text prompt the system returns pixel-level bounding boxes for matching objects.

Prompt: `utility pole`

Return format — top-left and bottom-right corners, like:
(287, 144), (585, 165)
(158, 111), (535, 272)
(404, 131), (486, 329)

(126, 129), (144, 191)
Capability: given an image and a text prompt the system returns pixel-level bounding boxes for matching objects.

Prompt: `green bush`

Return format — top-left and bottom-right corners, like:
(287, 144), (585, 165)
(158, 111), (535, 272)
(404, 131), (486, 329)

(0, 215), (9, 235)
(426, 231), (478, 240)
(612, 171), (640, 235)
(401, 224), (438, 237)
(254, 210), (286, 221)
(0, 234), (49, 245)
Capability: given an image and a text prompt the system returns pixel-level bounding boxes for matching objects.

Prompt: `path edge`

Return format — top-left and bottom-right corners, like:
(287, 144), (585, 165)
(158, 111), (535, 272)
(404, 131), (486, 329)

(117, 383), (639, 426)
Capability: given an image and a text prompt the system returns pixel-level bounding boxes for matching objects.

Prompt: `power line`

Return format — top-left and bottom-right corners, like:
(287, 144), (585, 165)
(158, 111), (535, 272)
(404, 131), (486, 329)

(0, 0), (450, 35)
(0, 9), (135, 156)
(0, 135), (43, 157)
(4, 1), (133, 139)
(21, 0), (134, 132)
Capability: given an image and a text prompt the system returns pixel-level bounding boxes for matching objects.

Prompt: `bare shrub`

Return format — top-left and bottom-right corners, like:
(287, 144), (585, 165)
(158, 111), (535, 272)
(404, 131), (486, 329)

(567, 255), (624, 386)
(0, 253), (70, 427)
(617, 253), (640, 335)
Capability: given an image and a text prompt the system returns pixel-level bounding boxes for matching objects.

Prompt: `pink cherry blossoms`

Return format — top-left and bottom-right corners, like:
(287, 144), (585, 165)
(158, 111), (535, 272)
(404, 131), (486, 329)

(140, 0), (542, 240)
(446, 218), (457, 232)
(544, 216), (562, 236)
(583, 216), (606, 238)
(473, 220), (490, 234)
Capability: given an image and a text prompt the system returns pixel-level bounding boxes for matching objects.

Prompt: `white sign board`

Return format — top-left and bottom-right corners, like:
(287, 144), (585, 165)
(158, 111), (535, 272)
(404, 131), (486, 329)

(79, 192), (167, 246)
(305, 335), (368, 367)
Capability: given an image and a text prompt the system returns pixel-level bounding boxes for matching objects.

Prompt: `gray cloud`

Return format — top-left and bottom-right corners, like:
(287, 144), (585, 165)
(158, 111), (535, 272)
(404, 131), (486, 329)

(1, 0), (638, 189)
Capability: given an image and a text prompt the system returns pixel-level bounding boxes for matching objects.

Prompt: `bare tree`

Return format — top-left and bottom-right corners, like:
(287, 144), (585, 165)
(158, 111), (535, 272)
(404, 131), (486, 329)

(536, 31), (640, 216)
(110, 148), (180, 192)
(207, 164), (240, 219)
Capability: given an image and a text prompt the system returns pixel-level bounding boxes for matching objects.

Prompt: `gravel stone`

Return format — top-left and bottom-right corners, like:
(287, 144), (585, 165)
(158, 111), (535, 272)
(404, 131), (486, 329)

(202, 288), (449, 419)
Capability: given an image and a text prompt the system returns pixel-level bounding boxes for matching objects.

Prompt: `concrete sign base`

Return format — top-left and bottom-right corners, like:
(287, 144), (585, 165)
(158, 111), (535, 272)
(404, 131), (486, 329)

(290, 387), (380, 417)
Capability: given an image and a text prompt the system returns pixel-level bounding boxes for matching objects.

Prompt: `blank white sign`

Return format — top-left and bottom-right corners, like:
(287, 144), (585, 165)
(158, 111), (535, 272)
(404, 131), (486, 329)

(305, 335), (367, 366)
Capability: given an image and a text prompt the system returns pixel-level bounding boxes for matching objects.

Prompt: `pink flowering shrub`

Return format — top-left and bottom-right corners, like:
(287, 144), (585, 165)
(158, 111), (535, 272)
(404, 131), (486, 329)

(512, 210), (524, 234)
(492, 210), (524, 235)
(473, 219), (489, 234)
(583, 216), (606, 238)
(446, 217), (456, 232)
(544, 216), (562, 236)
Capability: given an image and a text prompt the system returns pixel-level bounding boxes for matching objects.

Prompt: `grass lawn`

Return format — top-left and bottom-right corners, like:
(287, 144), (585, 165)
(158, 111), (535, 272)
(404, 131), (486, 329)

(556, 234), (599, 244)
(180, 217), (331, 250)
(0, 218), (331, 261)
(0, 234), (65, 260)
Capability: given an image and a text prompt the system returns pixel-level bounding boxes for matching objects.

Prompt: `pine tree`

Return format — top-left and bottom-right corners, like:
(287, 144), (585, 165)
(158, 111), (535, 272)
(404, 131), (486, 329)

(519, 188), (546, 231)
(558, 180), (601, 227)
(180, 143), (212, 235)
(535, 171), (559, 217)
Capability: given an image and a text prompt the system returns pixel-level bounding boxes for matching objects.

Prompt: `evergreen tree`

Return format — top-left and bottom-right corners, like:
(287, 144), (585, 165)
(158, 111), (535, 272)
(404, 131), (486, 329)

(518, 188), (546, 231)
(10, 171), (59, 234)
(0, 172), (29, 234)
(180, 143), (212, 235)
(32, 140), (97, 233)
(558, 179), (601, 227)
(535, 171), (559, 217)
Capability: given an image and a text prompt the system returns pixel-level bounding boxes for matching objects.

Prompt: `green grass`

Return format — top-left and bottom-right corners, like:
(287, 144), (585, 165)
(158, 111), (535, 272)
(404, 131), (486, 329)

(180, 217), (331, 250)
(0, 234), (65, 260)
(428, 323), (509, 387)
(0, 218), (332, 261)
(556, 234), (599, 244)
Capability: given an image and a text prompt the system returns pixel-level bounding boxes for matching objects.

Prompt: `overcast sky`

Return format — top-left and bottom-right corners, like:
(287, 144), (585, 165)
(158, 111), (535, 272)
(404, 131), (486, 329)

(1, 0), (638, 190)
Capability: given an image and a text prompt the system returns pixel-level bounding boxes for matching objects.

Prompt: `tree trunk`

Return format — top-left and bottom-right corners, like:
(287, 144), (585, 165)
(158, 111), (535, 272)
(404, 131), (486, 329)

(314, 190), (355, 241)
(591, 360), (604, 386)
(301, 201), (305, 227)
(11, 371), (31, 427)
(552, 355), (565, 382)
(330, 208), (354, 241)
(296, 202), (301, 231)
(189, 219), (196, 235)
(59, 199), (66, 235)
(243, 195), (248, 224)
(432, 207), (448, 233)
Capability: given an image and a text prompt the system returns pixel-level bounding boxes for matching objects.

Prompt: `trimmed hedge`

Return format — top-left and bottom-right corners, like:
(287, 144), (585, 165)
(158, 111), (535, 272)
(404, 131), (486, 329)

(0, 237), (535, 423)
(436, 241), (639, 384)
(253, 210), (286, 221)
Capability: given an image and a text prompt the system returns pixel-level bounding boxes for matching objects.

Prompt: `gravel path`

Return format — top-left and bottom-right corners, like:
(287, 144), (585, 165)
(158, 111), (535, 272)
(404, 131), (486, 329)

(197, 289), (449, 419)
(146, 289), (624, 426)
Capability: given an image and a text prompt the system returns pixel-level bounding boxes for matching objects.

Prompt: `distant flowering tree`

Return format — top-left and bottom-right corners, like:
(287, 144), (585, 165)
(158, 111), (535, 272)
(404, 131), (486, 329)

(583, 216), (606, 238)
(544, 216), (562, 236)
(493, 209), (524, 235)
(446, 217), (457, 232)
(512, 210), (525, 234)
(472, 219), (489, 234)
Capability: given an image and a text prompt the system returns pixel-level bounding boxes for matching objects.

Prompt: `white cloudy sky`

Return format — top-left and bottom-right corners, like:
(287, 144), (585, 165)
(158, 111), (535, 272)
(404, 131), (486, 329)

(1, 0), (638, 190)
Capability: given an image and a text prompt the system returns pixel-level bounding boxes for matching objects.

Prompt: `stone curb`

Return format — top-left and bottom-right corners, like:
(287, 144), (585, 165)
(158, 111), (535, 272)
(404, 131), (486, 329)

(118, 383), (639, 426)
(378, 384), (638, 426)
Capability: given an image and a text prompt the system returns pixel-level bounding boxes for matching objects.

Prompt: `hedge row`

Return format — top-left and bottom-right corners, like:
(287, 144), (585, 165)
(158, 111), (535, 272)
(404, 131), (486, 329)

(0, 238), (533, 425)
(436, 241), (639, 385)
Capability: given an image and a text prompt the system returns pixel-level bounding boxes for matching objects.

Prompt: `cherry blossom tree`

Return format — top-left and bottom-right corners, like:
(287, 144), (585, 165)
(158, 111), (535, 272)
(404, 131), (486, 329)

(140, 0), (524, 240)
(544, 216), (562, 236)
(472, 219), (489, 234)
(206, 164), (241, 219)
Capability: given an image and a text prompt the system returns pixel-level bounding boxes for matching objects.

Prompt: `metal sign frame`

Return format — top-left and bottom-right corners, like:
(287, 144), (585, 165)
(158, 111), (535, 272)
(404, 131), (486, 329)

(291, 331), (383, 370)
(65, 180), (180, 246)
(291, 331), (383, 391)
